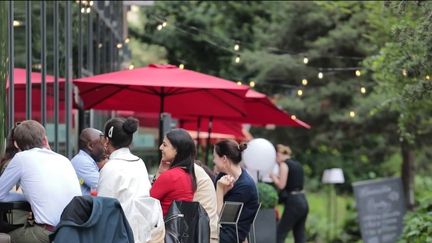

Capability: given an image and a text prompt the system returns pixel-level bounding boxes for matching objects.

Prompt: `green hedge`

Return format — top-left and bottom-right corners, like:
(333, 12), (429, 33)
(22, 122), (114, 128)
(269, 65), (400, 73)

(257, 182), (278, 209)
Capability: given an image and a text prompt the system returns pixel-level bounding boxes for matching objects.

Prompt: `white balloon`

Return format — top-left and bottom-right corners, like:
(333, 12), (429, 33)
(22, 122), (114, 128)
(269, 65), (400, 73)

(242, 138), (276, 178)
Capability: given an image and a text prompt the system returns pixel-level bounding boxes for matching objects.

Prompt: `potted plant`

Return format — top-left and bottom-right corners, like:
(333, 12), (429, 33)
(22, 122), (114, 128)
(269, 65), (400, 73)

(252, 182), (278, 243)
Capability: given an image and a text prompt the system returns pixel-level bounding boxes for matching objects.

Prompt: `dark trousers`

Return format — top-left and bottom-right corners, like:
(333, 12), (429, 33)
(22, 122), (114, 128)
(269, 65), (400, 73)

(276, 193), (309, 243)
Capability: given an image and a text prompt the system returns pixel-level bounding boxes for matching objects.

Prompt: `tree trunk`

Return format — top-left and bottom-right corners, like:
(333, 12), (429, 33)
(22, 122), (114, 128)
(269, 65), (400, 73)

(401, 141), (415, 210)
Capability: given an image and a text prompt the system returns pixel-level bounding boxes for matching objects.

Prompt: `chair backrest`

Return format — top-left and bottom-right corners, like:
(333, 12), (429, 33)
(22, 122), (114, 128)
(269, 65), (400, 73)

(251, 203), (261, 225)
(248, 203), (262, 243)
(218, 201), (243, 225)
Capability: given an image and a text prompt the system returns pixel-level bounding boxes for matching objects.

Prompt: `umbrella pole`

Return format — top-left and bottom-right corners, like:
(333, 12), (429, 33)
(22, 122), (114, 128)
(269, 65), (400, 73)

(196, 116), (201, 158)
(158, 91), (165, 162)
(205, 116), (213, 165)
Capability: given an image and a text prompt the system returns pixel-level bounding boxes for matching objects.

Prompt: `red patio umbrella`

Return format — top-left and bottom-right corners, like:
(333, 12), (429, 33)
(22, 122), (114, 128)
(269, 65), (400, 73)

(237, 89), (311, 128)
(8, 68), (66, 122)
(179, 117), (246, 140)
(73, 64), (249, 144)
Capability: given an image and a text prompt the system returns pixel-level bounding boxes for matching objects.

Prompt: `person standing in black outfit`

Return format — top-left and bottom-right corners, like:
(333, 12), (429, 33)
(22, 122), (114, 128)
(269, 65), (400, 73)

(270, 144), (309, 243)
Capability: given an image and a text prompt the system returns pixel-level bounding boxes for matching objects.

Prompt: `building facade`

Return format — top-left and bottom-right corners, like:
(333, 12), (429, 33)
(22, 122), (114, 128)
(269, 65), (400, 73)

(0, 1), (131, 157)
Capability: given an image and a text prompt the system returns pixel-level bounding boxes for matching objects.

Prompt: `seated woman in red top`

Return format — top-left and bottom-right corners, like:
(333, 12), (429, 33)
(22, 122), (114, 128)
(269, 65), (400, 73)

(150, 128), (197, 217)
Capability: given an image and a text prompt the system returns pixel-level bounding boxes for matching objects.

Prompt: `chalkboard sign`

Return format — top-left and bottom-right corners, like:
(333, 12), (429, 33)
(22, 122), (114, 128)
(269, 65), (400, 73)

(353, 177), (406, 243)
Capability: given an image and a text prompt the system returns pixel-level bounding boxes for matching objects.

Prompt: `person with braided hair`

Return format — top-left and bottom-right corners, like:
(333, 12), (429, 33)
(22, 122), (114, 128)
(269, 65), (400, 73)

(98, 117), (164, 243)
(213, 139), (259, 243)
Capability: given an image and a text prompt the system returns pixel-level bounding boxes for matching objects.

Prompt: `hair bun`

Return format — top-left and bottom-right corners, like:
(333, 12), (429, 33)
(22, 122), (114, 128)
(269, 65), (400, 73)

(122, 117), (138, 134)
(238, 143), (247, 152)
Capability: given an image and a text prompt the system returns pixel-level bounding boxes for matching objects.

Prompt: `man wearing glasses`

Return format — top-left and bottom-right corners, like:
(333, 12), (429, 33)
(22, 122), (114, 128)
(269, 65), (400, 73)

(0, 120), (81, 243)
(71, 128), (107, 196)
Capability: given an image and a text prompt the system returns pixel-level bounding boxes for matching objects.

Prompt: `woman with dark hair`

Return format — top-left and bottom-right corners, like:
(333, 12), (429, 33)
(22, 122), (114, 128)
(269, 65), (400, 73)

(214, 139), (259, 243)
(98, 117), (164, 243)
(150, 128), (197, 217)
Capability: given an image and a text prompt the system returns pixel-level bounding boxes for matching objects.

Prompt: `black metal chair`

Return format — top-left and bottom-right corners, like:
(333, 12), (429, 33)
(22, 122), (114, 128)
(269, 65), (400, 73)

(248, 203), (262, 243)
(218, 201), (244, 243)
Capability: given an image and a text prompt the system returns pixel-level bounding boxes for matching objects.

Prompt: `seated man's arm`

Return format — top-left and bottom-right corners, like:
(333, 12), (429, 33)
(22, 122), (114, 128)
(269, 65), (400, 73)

(75, 157), (99, 189)
(0, 158), (26, 201)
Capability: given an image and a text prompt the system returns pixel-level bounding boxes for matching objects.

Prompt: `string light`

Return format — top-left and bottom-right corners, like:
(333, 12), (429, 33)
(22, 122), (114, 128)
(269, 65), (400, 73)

(128, 64), (134, 70)
(303, 57), (309, 64)
(349, 111), (356, 117)
(116, 43), (123, 49)
(318, 72), (323, 79)
(13, 20), (22, 27)
(124, 38), (130, 44)
(402, 69), (407, 77)
(236, 81), (242, 85)
(235, 55), (240, 63)
(162, 21), (167, 27)
(81, 8), (85, 13)
(130, 5), (139, 13)
(249, 81), (255, 88)
(426, 75), (430, 80)
(360, 87), (366, 94)
(86, 7), (91, 14)
(179, 64), (185, 69)
(355, 70), (361, 77)
(297, 89), (303, 96)
(157, 24), (163, 31)
(98, 43), (103, 48)
(89, 1), (93, 6)
(234, 44), (240, 51)
(291, 115), (297, 120)
(301, 79), (308, 86)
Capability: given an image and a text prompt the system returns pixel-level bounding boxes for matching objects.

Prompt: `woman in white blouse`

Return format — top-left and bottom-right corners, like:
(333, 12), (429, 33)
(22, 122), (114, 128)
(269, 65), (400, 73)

(98, 117), (164, 243)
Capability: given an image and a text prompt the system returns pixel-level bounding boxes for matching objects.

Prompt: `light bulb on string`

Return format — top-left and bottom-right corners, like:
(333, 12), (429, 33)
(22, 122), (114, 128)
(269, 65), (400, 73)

(128, 64), (134, 70)
(235, 55), (241, 63)
(116, 43), (123, 49)
(89, 1), (93, 6)
(318, 72), (323, 79)
(81, 8), (85, 13)
(297, 89), (303, 96)
(179, 64), (185, 69)
(303, 57), (309, 64)
(249, 81), (255, 88)
(157, 24), (163, 31)
(291, 115), (297, 120)
(98, 43), (103, 48)
(130, 5), (139, 13)
(302, 79), (308, 86)
(360, 87), (366, 94)
(234, 44), (240, 51)
(236, 81), (242, 86)
(355, 70), (361, 77)
(124, 38), (130, 44)
(13, 20), (22, 27)
(402, 69), (407, 77)
(162, 21), (167, 27)
(86, 7), (91, 14)
(349, 111), (356, 118)
(426, 75), (430, 80)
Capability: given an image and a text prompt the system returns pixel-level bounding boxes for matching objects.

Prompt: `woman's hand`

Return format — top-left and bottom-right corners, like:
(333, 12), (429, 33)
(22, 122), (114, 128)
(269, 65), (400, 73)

(217, 175), (235, 195)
